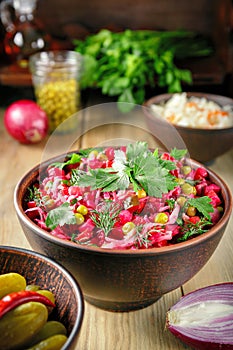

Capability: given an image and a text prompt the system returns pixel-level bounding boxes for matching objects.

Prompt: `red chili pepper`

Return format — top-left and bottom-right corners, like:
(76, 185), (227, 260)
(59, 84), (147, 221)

(0, 290), (55, 319)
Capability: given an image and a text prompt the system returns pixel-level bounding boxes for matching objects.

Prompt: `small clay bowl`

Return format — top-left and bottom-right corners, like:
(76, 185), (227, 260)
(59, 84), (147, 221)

(14, 152), (232, 312)
(143, 92), (233, 163)
(0, 246), (84, 349)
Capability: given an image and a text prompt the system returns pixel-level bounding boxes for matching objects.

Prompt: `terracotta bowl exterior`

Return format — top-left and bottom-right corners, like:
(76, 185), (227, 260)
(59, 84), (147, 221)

(143, 92), (233, 163)
(0, 246), (84, 349)
(14, 154), (232, 312)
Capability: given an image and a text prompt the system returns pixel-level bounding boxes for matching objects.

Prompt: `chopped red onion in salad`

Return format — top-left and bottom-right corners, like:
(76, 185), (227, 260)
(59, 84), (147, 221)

(25, 142), (223, 249)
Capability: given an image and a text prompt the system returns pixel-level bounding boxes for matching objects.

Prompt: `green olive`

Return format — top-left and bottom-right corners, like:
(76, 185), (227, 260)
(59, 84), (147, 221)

(0, 302), (48, 349)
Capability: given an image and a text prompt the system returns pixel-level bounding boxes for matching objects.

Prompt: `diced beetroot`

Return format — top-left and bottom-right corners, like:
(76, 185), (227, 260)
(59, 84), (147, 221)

(188, 216), (201, 224)
(194, 167), (208, 180)
(68, 186), (82, 196)
(47, 166), (65, 177)
(108, 227), (124, 240)
(206, 189), (222, 207)
(210, 208), (221, 224)
(195, 181), (207, 195)
(161, 152), (175, 161)
(105, 147), (115, 160)
(76, 229), (94, 242)
(27, 201), (37, 208)
(118, 210), (133, 225)
(204, 183), (221, 194)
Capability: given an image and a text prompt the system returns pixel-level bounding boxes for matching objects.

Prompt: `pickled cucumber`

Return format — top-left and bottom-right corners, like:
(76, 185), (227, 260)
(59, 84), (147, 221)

(37, 290), (56, 304)
(26, 285), (41, 291)
(27, 321), (67, 346)
(0, 301), (48, 349)
(26, 334), (68, 350)
(0, 273), (27, 298)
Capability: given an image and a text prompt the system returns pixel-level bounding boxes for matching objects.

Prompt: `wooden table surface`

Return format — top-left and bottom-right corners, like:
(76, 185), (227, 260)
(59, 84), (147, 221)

(0, 92), (232, 350)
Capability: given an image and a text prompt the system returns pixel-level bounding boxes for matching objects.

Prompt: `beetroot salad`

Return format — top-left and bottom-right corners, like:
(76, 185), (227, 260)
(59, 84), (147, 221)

(25, 142), (223, 249)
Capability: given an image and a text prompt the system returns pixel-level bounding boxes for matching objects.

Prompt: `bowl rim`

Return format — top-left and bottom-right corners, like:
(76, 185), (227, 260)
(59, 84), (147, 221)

(143, 91), (233, 132)
(0, 245), (84, 349)
(14, 151), (232, 257)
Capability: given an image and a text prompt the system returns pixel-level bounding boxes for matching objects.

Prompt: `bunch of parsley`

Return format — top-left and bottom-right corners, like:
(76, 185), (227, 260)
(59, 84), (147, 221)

(74, 29), (213, 111)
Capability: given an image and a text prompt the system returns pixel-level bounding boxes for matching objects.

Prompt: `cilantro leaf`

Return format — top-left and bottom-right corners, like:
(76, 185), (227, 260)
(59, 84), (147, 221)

(51, 153), (82, 169)
(170, 148), (187, 160)
(50, 149), (98, 170)
(71, 169), (97, 188)
(45, 203), (76, 230)
(126, 141), (149, 164)
(94, 168), (127, 191)
(70, 142), (178, 197)
(187, 196), (214, 220)
(132, 152), (170, 197)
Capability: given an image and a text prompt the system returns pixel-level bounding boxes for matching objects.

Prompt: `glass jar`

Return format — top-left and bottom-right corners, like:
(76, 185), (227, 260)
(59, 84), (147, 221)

(29, 51), (83, 133)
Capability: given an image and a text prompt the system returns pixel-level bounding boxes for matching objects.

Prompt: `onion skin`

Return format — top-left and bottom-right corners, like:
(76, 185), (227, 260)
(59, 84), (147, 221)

(166, 283), (233, 350)
(4, 100), (49, 144)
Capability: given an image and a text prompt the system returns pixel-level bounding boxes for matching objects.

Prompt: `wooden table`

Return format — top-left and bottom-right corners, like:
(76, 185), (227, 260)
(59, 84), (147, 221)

(0, 93), (232, 350)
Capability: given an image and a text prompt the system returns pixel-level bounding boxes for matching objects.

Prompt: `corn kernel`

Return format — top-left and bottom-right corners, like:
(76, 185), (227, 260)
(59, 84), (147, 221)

(154, 213), (168, 224)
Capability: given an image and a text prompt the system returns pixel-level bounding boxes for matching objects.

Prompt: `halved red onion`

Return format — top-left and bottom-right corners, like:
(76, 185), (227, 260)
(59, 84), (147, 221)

(166, 283), (233, 349)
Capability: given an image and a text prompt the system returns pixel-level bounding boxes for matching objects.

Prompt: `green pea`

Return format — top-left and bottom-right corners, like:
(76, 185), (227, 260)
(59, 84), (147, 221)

(181, 183), (195, 195)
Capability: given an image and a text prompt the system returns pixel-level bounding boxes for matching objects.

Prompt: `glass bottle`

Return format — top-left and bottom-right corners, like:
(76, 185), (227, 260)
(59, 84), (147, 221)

(0, 0), (51, 66)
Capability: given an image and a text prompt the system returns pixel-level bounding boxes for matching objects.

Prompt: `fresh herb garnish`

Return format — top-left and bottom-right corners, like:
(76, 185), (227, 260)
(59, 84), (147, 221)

(50, 153), (82, 169)
(187, 197), (214, 220)
(89, 201), (121, 235)
(170, 148), (187, 160)
(71, 141), (178, 197)
(176, 196), (214, 227)
(134, 225), (151, 248)
(178, 217), (212, 242)
(50, 149), (98, 169)
(45, 203), (76, 230)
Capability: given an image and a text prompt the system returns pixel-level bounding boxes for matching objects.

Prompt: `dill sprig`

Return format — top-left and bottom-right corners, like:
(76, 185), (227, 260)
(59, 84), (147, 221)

(89, 200), (122, 236)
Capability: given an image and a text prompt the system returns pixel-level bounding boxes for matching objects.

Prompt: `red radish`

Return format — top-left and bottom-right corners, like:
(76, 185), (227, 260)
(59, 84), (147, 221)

(4, 100), (48, 144)
(166, 283), (233, 349)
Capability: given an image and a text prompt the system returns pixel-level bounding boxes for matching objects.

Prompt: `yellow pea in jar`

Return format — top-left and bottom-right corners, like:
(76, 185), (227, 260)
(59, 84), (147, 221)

(29, 51), (83, 133)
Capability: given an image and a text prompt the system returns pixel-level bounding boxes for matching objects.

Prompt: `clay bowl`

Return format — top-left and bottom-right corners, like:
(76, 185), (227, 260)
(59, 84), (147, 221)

(14, 152), (232, 312)
(143, 92), (233, 163)
(0, 246), (84, 349)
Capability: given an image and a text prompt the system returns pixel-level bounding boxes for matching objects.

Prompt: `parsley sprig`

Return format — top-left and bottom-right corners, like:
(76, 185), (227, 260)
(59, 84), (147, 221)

(71, 142), (178, 197)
